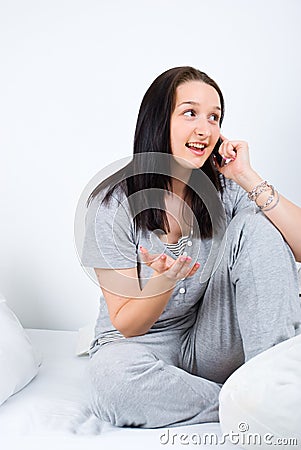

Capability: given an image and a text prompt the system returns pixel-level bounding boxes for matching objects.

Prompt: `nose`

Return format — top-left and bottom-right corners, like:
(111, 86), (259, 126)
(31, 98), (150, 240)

(194, 117), (210, 138)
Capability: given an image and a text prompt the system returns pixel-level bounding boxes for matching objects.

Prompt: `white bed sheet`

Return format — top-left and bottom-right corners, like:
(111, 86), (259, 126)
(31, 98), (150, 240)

(0, 329), (239, 450)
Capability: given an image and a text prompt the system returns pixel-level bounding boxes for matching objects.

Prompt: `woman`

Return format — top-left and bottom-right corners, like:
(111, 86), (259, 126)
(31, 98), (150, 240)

(81, 66), (301, 428)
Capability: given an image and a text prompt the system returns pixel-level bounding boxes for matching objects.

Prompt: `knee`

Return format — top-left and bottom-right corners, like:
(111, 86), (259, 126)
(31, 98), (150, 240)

(86, 342), (159, 426)
(246, 210), (282, 241)
(230, 208), (276, 237)
(228, 209), (289, 258)
(88, 341), (153, 390)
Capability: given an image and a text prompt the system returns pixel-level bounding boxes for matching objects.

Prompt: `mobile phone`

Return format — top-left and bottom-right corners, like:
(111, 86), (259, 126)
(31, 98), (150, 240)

(212, 137), (223, 166)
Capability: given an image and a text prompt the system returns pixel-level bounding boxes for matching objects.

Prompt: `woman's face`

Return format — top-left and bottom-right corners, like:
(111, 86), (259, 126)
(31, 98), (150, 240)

(170, 80), (221, 169)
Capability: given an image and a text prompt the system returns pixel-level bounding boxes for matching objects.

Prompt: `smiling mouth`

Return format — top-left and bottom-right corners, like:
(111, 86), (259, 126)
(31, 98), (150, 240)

(185, 142), (207, 154)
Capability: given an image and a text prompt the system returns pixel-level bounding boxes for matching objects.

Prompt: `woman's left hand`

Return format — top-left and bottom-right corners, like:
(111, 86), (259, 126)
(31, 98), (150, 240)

(213, 134), (254, 185)
(139, 246), (200, 279)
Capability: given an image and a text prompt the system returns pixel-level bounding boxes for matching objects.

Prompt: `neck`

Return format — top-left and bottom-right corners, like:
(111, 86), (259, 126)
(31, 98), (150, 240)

(169, 160), (192, 198)
(170, 178), (188, 198)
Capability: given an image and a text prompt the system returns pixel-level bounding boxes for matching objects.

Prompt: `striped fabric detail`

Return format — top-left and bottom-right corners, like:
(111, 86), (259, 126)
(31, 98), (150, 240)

(95, 331), (126, 347)
(165, 235), (189, 257)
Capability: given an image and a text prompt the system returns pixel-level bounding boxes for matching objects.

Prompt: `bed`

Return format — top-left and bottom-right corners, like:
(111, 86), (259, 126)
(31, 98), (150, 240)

(0, 329), (240, 450)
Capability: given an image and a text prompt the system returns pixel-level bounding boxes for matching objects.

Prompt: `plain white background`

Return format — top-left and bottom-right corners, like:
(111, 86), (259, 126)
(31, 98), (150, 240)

(0, 0), (300, 330)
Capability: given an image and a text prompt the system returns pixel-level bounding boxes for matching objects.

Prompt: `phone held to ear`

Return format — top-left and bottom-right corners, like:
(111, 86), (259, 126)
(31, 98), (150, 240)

(213, 137), (223, 166)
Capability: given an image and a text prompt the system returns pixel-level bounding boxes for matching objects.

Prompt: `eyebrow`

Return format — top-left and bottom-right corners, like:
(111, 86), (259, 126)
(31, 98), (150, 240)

(177, 101), (221, 111)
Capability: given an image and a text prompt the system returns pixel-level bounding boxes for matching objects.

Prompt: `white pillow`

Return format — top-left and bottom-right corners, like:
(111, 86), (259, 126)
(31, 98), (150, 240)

(219, 334), (301, 448)
(0, 293), (40, 406)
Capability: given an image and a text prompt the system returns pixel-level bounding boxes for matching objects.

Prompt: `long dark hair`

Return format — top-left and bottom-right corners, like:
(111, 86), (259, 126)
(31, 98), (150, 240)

(88, 66), (225, 239)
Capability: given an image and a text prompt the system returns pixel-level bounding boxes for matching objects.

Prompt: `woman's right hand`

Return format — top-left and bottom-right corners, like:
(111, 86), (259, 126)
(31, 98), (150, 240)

(139, 246), (200, 281)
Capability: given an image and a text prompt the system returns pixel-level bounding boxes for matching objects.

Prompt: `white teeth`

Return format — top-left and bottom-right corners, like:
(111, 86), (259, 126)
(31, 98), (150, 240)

(187, 143), (205, 149)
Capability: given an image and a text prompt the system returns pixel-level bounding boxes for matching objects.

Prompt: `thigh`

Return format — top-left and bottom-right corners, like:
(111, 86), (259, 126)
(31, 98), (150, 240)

(87, 338), (221, 427)
(88, 330), (183, 390)
(180, 212), (249, 383)
(181, 270), (245, 384)
(125, 328), (182, 366)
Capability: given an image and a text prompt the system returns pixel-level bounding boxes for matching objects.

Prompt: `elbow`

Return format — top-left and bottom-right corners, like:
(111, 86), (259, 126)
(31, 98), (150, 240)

(111, 317), (148, 338)
(122, 330), (146, 338)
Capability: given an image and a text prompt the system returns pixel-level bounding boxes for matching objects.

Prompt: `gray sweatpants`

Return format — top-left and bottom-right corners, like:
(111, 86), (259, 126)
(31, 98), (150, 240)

(87, 209), (301, 428)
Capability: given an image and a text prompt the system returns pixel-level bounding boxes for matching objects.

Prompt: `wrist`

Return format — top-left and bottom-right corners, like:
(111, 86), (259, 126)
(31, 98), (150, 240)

(235, 170), (263, 193)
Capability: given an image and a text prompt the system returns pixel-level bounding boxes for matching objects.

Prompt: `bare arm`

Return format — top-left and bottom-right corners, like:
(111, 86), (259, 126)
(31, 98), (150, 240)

(215, 136), (301, 262)
(95, 253), (200, 337)
(234, 170), (301, 262)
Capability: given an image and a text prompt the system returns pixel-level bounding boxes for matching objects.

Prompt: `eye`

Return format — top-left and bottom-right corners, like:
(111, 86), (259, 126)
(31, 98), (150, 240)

(208, 113), (219, 122)
(183, 109), (196, 117)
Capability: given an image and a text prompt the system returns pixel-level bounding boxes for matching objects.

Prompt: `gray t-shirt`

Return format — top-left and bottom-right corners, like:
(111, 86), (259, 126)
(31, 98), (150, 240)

(81, 178), (252, 350)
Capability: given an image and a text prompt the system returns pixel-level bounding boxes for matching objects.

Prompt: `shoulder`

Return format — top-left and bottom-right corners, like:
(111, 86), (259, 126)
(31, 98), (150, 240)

(90, 183), (127, 207)
(87, 184), (129, 219)
(82, 184), (137, 269)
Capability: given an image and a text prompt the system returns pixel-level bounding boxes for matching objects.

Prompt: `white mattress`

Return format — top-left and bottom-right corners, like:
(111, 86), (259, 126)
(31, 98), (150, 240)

(0, 329), (239, 450)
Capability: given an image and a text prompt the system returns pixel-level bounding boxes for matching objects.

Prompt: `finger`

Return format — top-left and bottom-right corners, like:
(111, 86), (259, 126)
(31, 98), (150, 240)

(160, 253), (176, 269)
(168, 255), (191, 276)
(218, 140), (228, 156)
(224, 140), (247, 147)
(154, 255), (176, 275)
(221, 137), (248, 154)
(219, 150), (235, 164)
(217, 147), (232, 166)
(176, 256), (193, 276)
(220, 134), (235, 157)
(139, 245), (147, 254)
(159, 254), (169, 269)
(165, 254), (175, 265)
(220, 140), (235, 159)
(182, 262), (200, 279)
(213, 154), (230, 172)
(187, 262), (201, 277)
(140, 246), (160, 265)
(220, 134), (245, 148)
(178, 258), (200, 280)
(139, 246), (152, 263)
